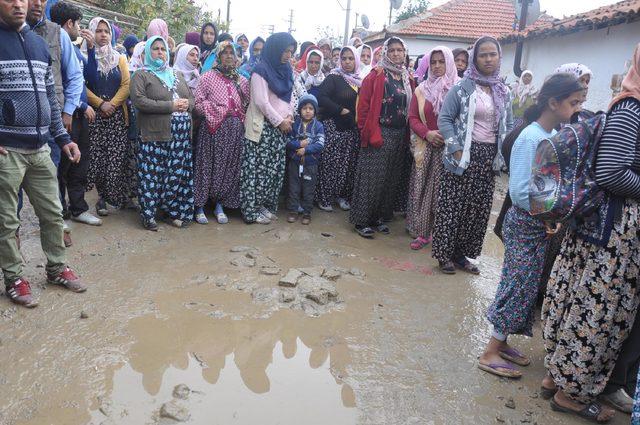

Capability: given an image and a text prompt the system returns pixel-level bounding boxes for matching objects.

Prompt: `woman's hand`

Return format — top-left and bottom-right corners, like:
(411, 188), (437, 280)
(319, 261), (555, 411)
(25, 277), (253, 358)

(545, 223), (561, 239)
(278, 118), (293, 134)
(340, 108), (350, 116)
(172, 99), (189, 112)
(426, 130), (444, 147)
(99, 101), (116, 117)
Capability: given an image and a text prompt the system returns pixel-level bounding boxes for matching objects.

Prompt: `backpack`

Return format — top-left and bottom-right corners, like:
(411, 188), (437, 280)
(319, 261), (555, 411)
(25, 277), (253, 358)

(528, 114), (607, 222)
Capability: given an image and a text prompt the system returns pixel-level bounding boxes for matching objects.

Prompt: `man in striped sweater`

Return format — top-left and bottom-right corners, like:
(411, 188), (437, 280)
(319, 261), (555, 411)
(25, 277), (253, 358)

(0, 0), (85, 308)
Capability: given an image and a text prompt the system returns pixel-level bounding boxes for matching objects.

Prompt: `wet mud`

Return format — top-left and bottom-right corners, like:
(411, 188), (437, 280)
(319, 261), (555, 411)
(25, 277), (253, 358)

(0, 184), (630, 424)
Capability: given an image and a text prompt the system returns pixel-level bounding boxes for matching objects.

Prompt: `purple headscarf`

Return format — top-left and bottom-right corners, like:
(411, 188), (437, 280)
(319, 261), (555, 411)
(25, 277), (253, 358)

(185, 32), (200, 46)
(330, 45), (362, 87)
(464, 36), (509, 126)
(415, 55), (429, 83)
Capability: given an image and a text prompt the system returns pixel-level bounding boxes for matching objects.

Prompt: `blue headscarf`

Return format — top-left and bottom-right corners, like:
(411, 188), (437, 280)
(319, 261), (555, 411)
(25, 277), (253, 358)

(253, 32), (297, 103)
(123, 34), (139, 57)
(239, 36), (265, 79)
(143, 36), (175, 89)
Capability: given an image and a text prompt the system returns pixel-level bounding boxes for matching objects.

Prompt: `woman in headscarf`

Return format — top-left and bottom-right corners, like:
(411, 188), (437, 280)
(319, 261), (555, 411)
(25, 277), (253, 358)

(123, 34), (138, 59)
(406, 46), (459, 250)
(85, 17), (136, 217)
(555, 63), (595, 122)
(296, 48), (325, 98)
(348, 37), (363, 48)
(413, 54), (428, 83)
(372, 46), (383, 67)
(432, 36), (513, 274)
(130, 36), (195, 230)
(358, 44), (373, 79)
(540, 44), (640, 423)
(240, 32), (297, 224)
(146, 18), (169, 40)
(316, 46), (362, 212)
(239, 36), (265, 78)
(350, 37), (415, 238)
(317, 38), (333, 75)
(200, 22), (218, 64)
(511, 70), (537, 127)
(452, 48), (469, 78)
(194, 40), (249, 225)
(235, 33), (249, 63)
(203, 33), (233, 72)
(128, 41), (146, 72)
(173, 44), (201, 96)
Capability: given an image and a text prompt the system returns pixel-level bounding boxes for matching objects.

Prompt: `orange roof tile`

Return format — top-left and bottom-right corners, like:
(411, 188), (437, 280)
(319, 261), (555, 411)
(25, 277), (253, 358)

(501, 0), (640, 42)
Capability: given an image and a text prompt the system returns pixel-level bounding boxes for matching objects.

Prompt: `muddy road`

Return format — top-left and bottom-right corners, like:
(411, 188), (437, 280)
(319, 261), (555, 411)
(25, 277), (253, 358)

(0, 185), (631, 425)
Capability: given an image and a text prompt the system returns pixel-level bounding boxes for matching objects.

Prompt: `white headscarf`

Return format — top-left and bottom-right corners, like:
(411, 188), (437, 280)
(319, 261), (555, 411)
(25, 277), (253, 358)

(299, 49), (325, 90)
(514, 70), (537, 107)
(358, 44), (373, 79)
(173, 44), (201, 91)
(554, 63), (593, 80)
(89, 17), (120, 76)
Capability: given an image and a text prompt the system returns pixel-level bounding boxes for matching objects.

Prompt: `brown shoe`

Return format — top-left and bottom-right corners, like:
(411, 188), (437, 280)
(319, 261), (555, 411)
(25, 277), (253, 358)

(301, 215), (311, 225)
(6, 278), (38, 308)
(47, 267), (86, 293)
(287, 212), (299, 223)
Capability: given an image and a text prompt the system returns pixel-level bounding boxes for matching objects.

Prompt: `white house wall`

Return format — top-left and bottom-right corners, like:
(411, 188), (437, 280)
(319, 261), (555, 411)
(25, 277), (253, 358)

(501, 21), (640, 112)
(389, 37), (470, 58)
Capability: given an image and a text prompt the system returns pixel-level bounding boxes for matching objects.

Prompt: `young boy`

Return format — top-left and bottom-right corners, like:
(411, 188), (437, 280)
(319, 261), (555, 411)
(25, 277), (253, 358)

(286, 94), (325, 225)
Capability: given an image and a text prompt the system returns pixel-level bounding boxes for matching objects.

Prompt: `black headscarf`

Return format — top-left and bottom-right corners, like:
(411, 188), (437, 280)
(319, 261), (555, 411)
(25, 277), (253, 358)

(253, 32), (297, 103)
(218, 32), (233, 43)
(200, 22), (218, 59)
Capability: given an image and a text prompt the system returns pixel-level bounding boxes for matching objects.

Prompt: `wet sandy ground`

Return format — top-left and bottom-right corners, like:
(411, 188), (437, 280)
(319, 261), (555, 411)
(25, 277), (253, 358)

(0, 184), (631, 425)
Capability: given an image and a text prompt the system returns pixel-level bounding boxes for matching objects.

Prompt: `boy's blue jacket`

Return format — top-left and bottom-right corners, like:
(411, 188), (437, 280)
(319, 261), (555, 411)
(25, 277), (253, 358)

(286, 116), (325, 165)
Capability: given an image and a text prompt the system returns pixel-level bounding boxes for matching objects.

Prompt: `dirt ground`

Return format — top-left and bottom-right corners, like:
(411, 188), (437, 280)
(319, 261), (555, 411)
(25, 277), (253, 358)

(0, 182), (631, 425)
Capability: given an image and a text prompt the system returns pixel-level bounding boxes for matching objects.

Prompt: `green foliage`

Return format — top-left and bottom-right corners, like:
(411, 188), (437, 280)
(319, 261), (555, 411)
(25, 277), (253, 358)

(394, 0), (430, 23)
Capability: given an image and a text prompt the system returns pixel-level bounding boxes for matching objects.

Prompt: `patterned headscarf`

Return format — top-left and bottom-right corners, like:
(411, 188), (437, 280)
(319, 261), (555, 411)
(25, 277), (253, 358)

(174, 44), (200, 91)
(129, 41), (146, 72)
(414, 55), (429, 83)
(89, 17), (120, 76)
(610, 43), (640, 109)
(464, 36), (509, 126)
(554, 63), (593, 80)
(418, 46), (459, 115)
(379, 37), (413, 114)
(330, 46), (362, 88)
(143, 36), (175, 89)
(299, 49), (325, 90)
(372, 46), (383, 67)
(214, 40), (242, 81)
(147, 18), (169, 40)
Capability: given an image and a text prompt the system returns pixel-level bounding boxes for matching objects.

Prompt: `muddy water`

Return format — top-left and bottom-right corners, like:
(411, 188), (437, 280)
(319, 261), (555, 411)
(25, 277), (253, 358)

(0, 187), (630, 424)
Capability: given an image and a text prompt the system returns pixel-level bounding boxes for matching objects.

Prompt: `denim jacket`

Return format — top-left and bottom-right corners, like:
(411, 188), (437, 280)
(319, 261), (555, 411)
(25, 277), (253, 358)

(437, 78), (514, 176)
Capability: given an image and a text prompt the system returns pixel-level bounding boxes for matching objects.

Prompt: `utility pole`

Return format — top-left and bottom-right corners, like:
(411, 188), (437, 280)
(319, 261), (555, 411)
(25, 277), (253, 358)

(342, 0), (351, 46)
(226, 0), (231, 28)
(288, 9), (295, 33)
(513, 0), (531, 77)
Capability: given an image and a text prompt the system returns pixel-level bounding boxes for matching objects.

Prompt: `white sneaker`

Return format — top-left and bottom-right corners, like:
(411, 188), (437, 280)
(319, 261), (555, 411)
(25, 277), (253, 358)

(216, 212), (229, 224)
(72, 212), (103, 226)
(318, 203), (334, 212)
(337, 198), (351, 211)
(195, 212), (208, 225)
(259, 207), (277, 221)
(255, 213), (271, 225)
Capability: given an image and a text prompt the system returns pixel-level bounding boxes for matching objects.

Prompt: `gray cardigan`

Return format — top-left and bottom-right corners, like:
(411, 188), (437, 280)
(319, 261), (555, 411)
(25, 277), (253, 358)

(130, 70), (195, 142)
(437, 78), (513, 176)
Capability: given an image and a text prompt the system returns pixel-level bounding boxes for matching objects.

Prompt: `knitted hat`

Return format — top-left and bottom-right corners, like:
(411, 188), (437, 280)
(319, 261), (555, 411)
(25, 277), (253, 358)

(297, 93), (318, 114)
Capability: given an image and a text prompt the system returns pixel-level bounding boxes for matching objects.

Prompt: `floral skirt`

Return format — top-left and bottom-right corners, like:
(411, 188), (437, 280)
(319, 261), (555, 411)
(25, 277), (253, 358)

(432, 142), (496, 263)
(315, 118), (360, 206)
(487, 206), (547, 337)
(194, 117), (244, 209)
(239, 123), (286, 222)
(542, 198), (640, 403)
(87, 108), (136, 207)
(406, 143), (444, 238)
(137, 115), (194, 222)
(633, 372), (640, 424)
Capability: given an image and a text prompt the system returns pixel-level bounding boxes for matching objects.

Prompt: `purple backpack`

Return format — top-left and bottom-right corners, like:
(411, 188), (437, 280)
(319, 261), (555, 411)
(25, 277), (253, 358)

(528, 115), (607, 222)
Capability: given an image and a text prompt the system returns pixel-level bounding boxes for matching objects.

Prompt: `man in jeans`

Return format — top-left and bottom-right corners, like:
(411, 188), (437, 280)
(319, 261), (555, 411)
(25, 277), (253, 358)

(0, 0), (86, 308)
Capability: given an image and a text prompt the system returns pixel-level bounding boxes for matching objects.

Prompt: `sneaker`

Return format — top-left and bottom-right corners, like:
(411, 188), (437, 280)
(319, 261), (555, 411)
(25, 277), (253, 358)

(259, 207), (277, 221)
(287, 212), (299, 223)
(317, 203), (333, 212)
(96, 199), (108, 217)
(72, 212), (103, 226)
(301, 215), (311, 225)
(195, 212), (209, 225)
(337, 198), (351, 211)
(216, 212), (229, 224)
(255, 213), (271, 225)
(47, 267), (86, 293)
(5, 278), (38, 308)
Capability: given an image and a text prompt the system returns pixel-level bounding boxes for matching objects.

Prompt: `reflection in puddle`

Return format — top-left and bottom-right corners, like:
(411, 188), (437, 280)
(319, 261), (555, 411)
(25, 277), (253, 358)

(90, 339), (356, 425)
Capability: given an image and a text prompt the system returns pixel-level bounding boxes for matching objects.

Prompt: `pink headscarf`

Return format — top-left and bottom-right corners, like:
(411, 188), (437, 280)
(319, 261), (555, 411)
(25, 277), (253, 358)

(147, 18), (169, 40)
(415, 55), (429, 83)
(418, 46), (460, 115)
(372, 46), (383, 66)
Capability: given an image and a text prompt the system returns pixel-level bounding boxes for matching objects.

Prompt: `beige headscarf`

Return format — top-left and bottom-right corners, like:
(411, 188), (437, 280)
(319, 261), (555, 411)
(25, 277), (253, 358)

(89, 17), (120, 76)
(610, 43), (640, 109)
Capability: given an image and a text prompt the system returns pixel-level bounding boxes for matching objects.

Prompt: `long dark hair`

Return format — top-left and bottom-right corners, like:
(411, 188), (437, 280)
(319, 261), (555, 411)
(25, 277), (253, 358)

(502, 73), (584, 169)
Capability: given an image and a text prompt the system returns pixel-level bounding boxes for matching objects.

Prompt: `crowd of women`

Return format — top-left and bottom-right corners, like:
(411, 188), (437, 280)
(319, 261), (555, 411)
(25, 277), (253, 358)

(27, 4), (640, 421)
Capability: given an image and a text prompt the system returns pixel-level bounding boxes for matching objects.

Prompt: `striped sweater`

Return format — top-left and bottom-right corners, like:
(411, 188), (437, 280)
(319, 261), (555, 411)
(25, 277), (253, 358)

(0, 23), (70, 150)
(595, 98), (640, 199)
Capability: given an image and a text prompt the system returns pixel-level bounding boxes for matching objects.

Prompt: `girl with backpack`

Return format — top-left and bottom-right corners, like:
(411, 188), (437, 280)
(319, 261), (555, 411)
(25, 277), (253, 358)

(478, 74), (585, 380)
(541, 44), (640, 423)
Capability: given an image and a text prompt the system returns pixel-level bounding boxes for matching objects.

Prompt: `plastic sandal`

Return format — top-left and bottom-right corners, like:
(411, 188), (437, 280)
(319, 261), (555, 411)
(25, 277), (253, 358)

(550, 398), (611, 423)
(410, 236), (432, 250)
(477, 362), (522, 379)
(499, 347), (531, 366)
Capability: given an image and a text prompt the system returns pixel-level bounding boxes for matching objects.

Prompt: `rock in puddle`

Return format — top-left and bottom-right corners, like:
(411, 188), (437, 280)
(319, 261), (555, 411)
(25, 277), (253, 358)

(495, 414), (505, 423)
(298, 266), (325, 277)
(322, 268), (342, 280)
(230, 255), (256, 268)
(280, 289), (296, 303)
(298, 276), (338, 306)
(212, 275), (230, 288)
(505, 397), (516, 409)
(349, 268), (366, 278)
(230, 246), (256, 253)
(251, 287), (276, 303)
(172, 384), (190, 400)
(80, 310), (89, 319)
(260, 266), (281, 276)
(279, 269), (303, 287)
(160, 400), (190, 422)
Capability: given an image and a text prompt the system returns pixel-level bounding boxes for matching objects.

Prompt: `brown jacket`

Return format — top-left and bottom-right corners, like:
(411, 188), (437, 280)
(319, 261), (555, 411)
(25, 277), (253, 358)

(130, 70), (195, 142)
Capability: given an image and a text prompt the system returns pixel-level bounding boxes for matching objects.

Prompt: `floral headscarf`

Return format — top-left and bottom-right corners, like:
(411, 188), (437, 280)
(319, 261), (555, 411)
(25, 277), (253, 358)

(174, 44), (200, 91)
(89, 17), (120, 76)
(418, 46), (459, 115)
(143, 36), (175, 89)
(330, 45), (362, 88)
(554, 63), (593, 80)
(128, 41), (146, 72)
(379, 37), (413, 114)
(214, 40), (242, 81)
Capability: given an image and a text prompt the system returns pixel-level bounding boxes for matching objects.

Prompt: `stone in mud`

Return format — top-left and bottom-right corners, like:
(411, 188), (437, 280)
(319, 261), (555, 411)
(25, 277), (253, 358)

(230, 246), (255, 253)
(349, 268), (366, 278)
(80, 311), (89, 319)
(298, 276), (338, 306)
(322, 268), (342, 281)
(251, 288), (275, 303)
(274, 230), (292, 240)
(260, 266), (281, 276)
(230, 256), (256, 268)
(172, 384), (190, 400)
(298, 266), (325, 277)
(280, 289), (296, 303)
(505, 397), (516, 409)
(190, 274), (209, 284)
(212, 275), (230, 288)
(495, 414), (505, 423)
(279, 269), (303, 287)
(160, 400), (190, 422)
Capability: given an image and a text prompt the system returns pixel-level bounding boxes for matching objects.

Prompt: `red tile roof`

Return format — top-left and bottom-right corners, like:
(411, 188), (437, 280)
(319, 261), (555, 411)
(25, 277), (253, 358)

(501, 0), (640, 43)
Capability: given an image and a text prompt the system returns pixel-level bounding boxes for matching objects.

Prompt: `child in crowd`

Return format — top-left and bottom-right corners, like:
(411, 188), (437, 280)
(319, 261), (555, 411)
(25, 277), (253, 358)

(286, 94), (325, 225)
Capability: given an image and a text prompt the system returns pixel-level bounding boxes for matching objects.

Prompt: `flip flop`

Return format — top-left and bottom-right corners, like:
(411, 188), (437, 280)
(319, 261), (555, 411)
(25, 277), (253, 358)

(550, 398), (612, 423)
(410, 236), (432, 250)
(453, 258), (480, 275)
(499, 347), (531, 366)
(477, 362), (522, 379)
